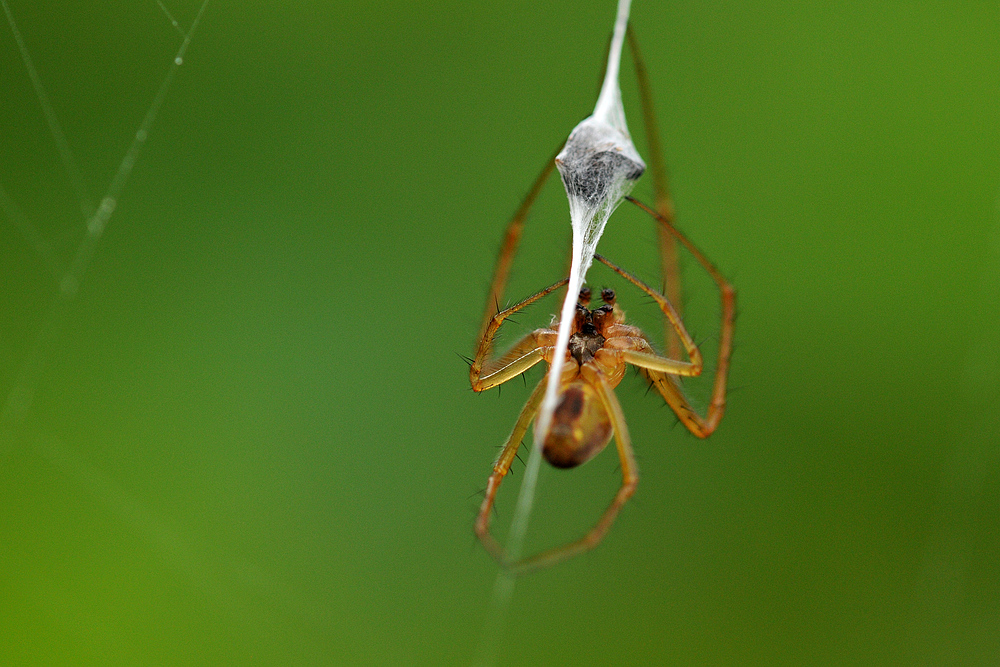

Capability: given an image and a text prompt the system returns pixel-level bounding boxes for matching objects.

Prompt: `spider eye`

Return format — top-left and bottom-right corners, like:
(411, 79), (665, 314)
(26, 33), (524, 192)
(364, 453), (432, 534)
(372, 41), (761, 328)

(578, 287), (592, 306)
(601, 288), (616, 305)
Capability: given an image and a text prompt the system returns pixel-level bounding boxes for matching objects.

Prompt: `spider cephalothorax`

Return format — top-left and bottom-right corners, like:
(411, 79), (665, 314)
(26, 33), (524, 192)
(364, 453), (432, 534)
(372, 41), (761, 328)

(564, 287), (617, 365)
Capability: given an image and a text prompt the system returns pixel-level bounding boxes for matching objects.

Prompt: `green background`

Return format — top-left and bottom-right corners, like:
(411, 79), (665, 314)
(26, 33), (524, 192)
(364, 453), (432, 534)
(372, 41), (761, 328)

(2, 1), (999, 664)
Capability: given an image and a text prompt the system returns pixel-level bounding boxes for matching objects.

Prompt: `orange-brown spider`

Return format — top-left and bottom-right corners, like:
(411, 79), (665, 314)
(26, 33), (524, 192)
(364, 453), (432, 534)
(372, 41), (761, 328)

(469, 28), (736, 575)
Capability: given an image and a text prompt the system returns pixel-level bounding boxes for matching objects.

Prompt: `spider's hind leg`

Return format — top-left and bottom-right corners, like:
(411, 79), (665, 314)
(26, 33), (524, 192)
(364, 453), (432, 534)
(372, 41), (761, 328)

(474, 377), (547, 565)
(509, 368), (638, 575)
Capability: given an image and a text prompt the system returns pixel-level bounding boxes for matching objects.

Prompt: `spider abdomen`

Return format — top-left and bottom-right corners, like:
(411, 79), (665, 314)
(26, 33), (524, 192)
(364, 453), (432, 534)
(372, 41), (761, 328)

(542, 381), (613, 469)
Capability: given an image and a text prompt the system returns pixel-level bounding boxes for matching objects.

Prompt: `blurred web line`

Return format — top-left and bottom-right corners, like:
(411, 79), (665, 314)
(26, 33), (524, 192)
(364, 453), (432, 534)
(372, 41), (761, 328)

(1, 0), (94, 221)
(0, 0), (333, 640)
(157, 0), (187, 38)
(0, 0), (294, 630)
(0, 0), (209, 426)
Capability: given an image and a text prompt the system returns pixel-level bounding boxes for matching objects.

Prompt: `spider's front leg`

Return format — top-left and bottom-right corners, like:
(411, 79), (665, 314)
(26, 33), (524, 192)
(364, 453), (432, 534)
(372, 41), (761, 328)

(623, 27), (736, 438)
(595, 254), (703, 377)
(623, 198), (736, 438)
(469, 279), (566, 392)
(596, 252), (732, 438)
(477, 145), (563, 344)
(470, 328), (556, 393)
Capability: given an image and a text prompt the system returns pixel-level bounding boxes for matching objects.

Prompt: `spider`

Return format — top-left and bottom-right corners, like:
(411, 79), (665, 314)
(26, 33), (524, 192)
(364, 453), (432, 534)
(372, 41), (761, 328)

(468, 29), (736, 575)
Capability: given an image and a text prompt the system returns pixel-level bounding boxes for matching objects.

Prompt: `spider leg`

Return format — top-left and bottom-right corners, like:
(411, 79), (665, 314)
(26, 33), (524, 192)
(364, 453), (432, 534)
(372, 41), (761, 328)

(623, 198), (735, 438)
(474, 377), (547, 565)
(508, 366), (637, 575)
(627, 26), (683, 358)
(477, 144), (563, 344)
(471, 329), (551, 393)
(619, 348), (699, 377)
(595, 254), (703, 375)
(623, 27), (735, 437)
(470, 279), (567, 392)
